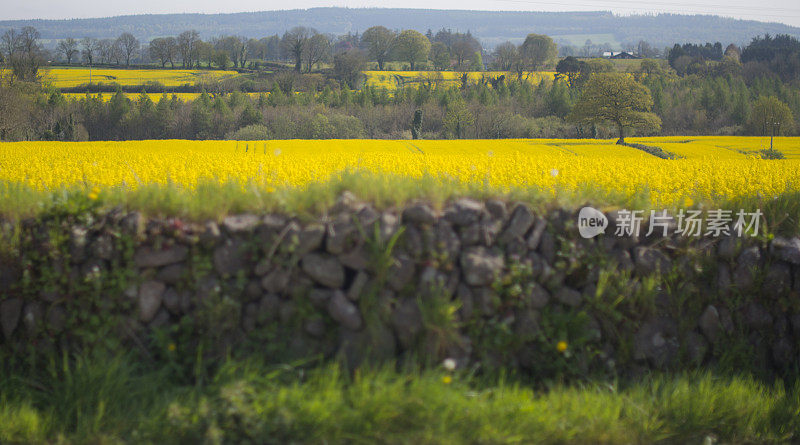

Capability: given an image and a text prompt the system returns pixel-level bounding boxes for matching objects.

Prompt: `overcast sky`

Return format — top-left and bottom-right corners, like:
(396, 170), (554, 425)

(5, 0), (800, 27)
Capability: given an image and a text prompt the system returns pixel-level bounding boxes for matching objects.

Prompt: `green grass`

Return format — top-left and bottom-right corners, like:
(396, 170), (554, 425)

(0, 352), (798, 443)
(2, 170), (798, 235)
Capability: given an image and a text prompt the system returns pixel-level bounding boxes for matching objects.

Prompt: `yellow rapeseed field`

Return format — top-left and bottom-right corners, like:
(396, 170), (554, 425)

(61, 92), (269, 102)
(2, 138), (799, 208)
(44, 68), (240, 88)
(363, 71), (556, 90)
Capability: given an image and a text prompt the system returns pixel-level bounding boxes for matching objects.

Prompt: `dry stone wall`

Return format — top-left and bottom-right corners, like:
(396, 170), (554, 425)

(2, 193), (800, 377)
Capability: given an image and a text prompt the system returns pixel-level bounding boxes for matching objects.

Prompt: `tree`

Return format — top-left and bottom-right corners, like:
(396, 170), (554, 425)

(555, 56), (586, 87)
(81, 38), (99, 66)
(430, 42), (450, 70)
(333, 49), (367, 87)
(177, 30), (200, 68)
(492, 42), (517, 71)
(1, 27), (44, 83)
(149, 37), (177, 68)
(747, 96), (795, 142)
(568, 73), (661, 144)
(361, 26), (395, 70)
(443, 98), (474, 139)
(451, 38), (479, 70)
(57, 38), (79, 64)
(303, 34), (331, 73)
(393, 30), (430, 70)
(281, 27), (315, 72)
(117, 33), (139, 66)
(520, 34), (557, 72)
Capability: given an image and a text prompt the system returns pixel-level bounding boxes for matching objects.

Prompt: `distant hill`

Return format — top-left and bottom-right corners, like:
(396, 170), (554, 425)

(3, 7), (800, 50)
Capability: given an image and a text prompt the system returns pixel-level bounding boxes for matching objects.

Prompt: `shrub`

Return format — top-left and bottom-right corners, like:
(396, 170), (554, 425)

(226, 124), (271, 140)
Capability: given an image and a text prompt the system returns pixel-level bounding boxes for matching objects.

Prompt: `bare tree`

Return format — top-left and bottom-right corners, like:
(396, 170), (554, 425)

(149, 37), (177, 68)
(97, 39), (112, 64)
(281, 26), (315, 72)
(492, 41), (518, 71)
(2, 27), (43, 83)
(177, 30), (200, 68)
(57, 38), (79, 64)
(117, 33), (139, 66)
(81, 38), (99, 65)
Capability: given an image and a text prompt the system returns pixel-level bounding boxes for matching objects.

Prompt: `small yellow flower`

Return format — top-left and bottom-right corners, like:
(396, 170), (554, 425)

(557, 341), (568, 352)
(442, 375), (452, 385)
(684, 197), (694, 207)
(88, 186), (101, 201)
(168, 343), (176, 352)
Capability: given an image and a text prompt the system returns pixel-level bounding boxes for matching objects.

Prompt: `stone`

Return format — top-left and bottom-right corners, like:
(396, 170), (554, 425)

(460, 246), (504, 287)
(121, 212), (145, 239)
(148, 309), (171, 329)
(743, 302), (772, 329)
(762, 263), (793, 295)
(402, 225), (425, 258)
(90, 234), (115, 260)
(698, 305), (722, 343)
(539, 231), (556, 264)
(514, 309), (540, 339)
(221, 214), (261, 233)
(433, 221), (461, 260)
(633, 318), (679, 369)
(330, 191), (362, 214)
(499, 204), (535, 244)
(390, 297), (423, 349)
(134, 245), (188, 268)
(526, 217), (547, 251)
(303, 318), (327, 338)
(473, 287), (496, 316)
(485, 199), (507, 220)
(244, 280), (262, 301)
(338, 321), (397, 369)
(387, 255), (415, 291)
(46, 305), (67, 333)
(772, 337), (794, 368)
(69, 226), (88, 261)
(162, 288), (182, 315)
(402, 203), (436, 225)
(770, 237), (800, 265)
(199, 221), (222, 246)
(242, 303), (258, 332)
(302, 254), (345, 288)
(156, 263), (185, 285)
(1, 298), (22, 340)
(716, 263), (732, 291)
(327, 290), (362, 330)
(339, 245), (371, 271)
(717, 236), (737, 260)
(447, 198), (484, 226)
(456, 284), (474, 321)
(261, 267), (290, 293)
(633, 247), (671, 275)
(378, 212), (400, 243)
(347, 271), (370, 301)
(22, 302), (43, 336)
(213, 239), (249, 276)
(356, 205), (380, 229)
(553, 287), (582, 307)
(138, 280), (165, 323)
(685, 331), (708, 364)
(791, 312), (800, 338)
(297, 223), (326, 255)
(257, 294), (281, 324)
(309, 288), (334, 309)
(527, 283), (550, 309)
(734, 247), (762, 289)
(326, 219), (358, 255)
